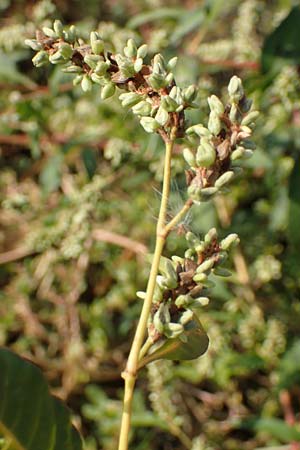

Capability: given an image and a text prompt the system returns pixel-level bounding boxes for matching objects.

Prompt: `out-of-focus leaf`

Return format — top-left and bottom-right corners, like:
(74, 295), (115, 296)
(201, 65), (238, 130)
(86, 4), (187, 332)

(140, 316), (209, 365)
(0, 51), (36, 88)
(287, 155), (300, 247)
(40, 154), (63, 193)
(242, 417), (300, 443)
(261, 6), (300, 73)
(127, 8), (184, 28)
(278, 340), (300, 390)
(0, 348), (83, 450)
(170, 9), (206, 45)
(81, 148), (97, 179)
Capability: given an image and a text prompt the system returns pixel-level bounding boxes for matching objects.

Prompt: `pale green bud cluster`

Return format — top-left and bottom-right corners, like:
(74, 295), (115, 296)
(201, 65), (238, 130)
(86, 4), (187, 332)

(183, 76), (258, 203)
(141, 228), (237, 342)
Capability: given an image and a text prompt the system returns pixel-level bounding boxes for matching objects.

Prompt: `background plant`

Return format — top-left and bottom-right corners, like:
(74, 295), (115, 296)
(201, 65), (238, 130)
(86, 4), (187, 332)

(0, 1), (300, 450)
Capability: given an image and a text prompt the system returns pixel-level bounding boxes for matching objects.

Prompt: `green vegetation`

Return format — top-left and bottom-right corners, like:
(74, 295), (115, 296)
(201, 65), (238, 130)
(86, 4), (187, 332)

(0, 1), (300, 449)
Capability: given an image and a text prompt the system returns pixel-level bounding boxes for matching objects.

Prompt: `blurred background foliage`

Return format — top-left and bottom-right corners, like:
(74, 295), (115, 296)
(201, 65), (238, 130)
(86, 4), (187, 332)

(0, 1), (300, 449)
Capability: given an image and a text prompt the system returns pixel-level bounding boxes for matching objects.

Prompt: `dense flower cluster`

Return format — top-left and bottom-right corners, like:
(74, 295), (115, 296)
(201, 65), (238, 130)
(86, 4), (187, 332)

(183, 76), (259, 202)
(137, 228), (239, 344)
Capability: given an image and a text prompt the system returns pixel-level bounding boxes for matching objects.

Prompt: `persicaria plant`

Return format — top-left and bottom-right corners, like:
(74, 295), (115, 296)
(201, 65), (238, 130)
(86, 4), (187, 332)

(25, 20), (258, 450)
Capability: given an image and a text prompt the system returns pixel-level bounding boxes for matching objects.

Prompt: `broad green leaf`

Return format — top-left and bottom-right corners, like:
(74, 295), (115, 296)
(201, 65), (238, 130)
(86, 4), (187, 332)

(139, 316), (209, 366)
(0, 348), (83, 450)
(261, 6), (300, 73)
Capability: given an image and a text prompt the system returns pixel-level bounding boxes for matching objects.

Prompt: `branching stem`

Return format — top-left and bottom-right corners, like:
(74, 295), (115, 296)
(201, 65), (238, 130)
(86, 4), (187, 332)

(118, 134), (176, 450)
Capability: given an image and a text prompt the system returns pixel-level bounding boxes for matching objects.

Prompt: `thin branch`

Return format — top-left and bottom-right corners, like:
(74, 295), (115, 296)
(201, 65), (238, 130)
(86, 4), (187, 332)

(92, 229), (147, 255)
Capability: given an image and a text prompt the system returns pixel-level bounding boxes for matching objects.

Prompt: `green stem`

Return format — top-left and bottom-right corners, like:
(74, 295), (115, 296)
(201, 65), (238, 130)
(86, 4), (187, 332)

(118, 136), (175, 450)
(164, 198), (193, 237)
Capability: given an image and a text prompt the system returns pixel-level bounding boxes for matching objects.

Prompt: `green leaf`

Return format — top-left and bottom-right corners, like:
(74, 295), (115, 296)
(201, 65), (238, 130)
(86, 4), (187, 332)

(40, 154), (63, 193)
(287, 155), (300, 248)
(0, 52), (36, 88)
(127, 8), (184, 28)
(81, 148), (97, 179)
(140, 315), (209, 365)
(261, 6), (300, 73)
(242, 417), (300, 443)
(0, 348), (83, 450)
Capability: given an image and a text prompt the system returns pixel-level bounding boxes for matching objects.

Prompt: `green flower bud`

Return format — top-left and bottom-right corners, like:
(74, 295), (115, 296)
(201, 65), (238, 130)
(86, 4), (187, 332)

(187, 184), (202, 203)
(165, 72), (174, 84)
(186, 124), (211, 138)
(171, 256), (184, 264)
(208, 111), (222, 135)
(53, 20), (64, 38)
(147, 73), (166, 90)
(167, 56), (178, 70)
(185, 248), (195, 258)
(132, 100), (152, 116)
(153, 306), (165, 334)
(220, 233), (240, 250)
(193, 272), (208, 283)
(204, 228), (218, 243)
(73, 74), (83, 86)
(231, 147), (245, 160)
(42, 27), (56, 38)
(119, 92), (142, 108)
(186, 231), (201, 248)
(124, 39), (137, 58)
(153, 284), (163, 302)
(164, 322), (184, 338)
(228, 75), (244, 102)
(161, 95), (178, 112)
(115, 54), (135, 78)
(241, 110), (259, 126)
(59, 42), (73, 59)
(175, 294), (192, 308)
(81, 75), (92, 92)
(134, 57), (143, 73)
(213, 267), (232, 277)
(179, 310), (193, 325)
(196, 140), (216, 167)
(152, 54), (166, 73)
(32, 50), (49, 67)
(137, 44), (148, 59)
(215, 170), (235, 188)
(84, 54), (101, 69)
(140, 117), (160, 133)
(91, 73), (103, 84)
(207, 95), (224, 115)
(196, 258), (215, 274)
(229, 104), (242, 123)
(155, 105), (169, 126)
(49, 51), (65, 64)
(184, 85), (198, 103)
(136, 291), (146, 299)
(183, 148), (196, 167)
(62, 65), (82, 73)
(190, 297), (210, 307)
(25, 39), (42, 51)
(101, 82), (116, 99)
(65, 25), (77, 43)
(95, 60), (110, 76)
(243, 149), (254, 158)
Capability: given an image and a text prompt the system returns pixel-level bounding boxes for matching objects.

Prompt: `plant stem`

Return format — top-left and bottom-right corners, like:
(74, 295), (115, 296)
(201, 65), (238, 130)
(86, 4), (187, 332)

(118, 136), (175, 450)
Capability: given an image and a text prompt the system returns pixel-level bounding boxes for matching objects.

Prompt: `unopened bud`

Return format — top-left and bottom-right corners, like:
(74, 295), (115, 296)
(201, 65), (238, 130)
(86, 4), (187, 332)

(220, 233), (240, 250)
(228, 76), (244, 102)
(81, 75), (92, 92)
(207, 95), (224, 115)
(53, 20), (64, 38)
(137, 44), (148, 59)
(215, 170), (235, 188)
(101, 82), (116, 99)
(140, 117), (160, 133)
